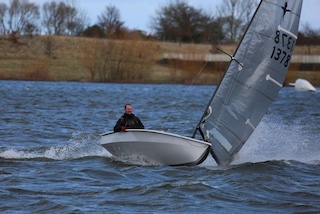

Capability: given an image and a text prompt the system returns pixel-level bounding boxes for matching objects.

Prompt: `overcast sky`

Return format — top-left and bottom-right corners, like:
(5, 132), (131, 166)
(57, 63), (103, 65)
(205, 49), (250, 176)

(5, 0), (320, 33)
(78, 0), (320, 33)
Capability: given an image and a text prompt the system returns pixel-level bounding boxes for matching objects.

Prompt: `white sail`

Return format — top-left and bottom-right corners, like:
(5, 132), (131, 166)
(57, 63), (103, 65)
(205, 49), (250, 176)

(193, 0), (303, 165)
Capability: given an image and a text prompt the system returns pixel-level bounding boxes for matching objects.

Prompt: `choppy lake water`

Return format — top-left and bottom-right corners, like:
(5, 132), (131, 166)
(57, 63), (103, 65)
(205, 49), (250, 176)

(1, 80), (320, 213)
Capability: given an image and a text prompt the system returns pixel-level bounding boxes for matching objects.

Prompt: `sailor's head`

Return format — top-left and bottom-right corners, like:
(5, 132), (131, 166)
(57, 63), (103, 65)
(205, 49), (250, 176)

(124, 103), (133, 115)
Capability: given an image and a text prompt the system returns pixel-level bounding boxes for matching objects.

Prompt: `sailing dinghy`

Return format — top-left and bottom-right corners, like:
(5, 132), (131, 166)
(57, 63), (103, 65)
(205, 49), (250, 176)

(101, 0), (303, 166)
(101, 129), (211, 166)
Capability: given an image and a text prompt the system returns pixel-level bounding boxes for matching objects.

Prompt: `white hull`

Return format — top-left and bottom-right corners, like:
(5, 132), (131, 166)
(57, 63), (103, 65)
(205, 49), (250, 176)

(100, 129), (211, 166)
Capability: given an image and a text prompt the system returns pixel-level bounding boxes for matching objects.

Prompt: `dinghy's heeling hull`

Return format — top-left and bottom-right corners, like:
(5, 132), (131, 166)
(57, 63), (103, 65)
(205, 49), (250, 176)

(100, 129), (211, 166)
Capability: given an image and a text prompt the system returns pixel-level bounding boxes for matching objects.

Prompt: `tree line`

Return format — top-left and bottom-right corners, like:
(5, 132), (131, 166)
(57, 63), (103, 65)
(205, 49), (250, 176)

(0, 0), (320, 44)
(0, 0), (88, 36)
(0, 0), (268, 43)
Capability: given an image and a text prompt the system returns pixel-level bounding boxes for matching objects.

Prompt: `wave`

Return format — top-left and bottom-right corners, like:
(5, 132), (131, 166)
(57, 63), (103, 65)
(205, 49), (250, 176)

(0, 132), (111, 160)
(231, 119), (320, 166)
(1, 119), (319, 166)
(199, 117), (320, 168)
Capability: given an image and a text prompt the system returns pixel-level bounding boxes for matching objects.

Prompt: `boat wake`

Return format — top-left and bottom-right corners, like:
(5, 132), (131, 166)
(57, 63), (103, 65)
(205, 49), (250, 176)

(0, 132), (111, 161)
(1, 119), (318, 167)
(230, 119), (320, 166)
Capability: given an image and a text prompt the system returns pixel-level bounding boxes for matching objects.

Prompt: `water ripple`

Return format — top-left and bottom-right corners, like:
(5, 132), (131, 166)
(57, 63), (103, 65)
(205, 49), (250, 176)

(0, 81), (319, 213)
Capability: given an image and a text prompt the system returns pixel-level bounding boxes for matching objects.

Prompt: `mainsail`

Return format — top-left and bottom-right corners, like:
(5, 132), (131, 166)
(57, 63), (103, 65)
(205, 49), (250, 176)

(193, 0), (303, 165)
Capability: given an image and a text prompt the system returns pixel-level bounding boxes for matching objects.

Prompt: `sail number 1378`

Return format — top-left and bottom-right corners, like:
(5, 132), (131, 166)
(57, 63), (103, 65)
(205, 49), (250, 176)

(270, 30), (295, 67)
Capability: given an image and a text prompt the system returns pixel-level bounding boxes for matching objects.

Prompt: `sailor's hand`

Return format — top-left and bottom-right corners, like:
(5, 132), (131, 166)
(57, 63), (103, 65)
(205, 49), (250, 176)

(121, 126), (126, 131)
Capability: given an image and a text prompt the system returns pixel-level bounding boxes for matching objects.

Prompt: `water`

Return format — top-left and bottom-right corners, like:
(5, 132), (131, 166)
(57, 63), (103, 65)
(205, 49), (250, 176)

(1, 80), (319, 213)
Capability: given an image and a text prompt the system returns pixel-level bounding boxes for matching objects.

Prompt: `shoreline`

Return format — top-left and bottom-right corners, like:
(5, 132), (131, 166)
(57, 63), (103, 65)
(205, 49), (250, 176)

(1, 36), (319, 85)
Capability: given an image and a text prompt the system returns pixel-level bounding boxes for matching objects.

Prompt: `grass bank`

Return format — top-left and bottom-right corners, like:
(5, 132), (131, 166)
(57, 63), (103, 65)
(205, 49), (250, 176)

(0, 35), (319, 85)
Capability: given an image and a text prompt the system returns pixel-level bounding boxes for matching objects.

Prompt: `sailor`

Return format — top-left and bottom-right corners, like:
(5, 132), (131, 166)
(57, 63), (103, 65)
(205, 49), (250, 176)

(113, 104), (144, 132)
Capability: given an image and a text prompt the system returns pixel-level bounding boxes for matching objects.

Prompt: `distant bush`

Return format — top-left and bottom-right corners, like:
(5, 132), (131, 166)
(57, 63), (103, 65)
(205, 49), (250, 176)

(20, 59), (52, 81)
(80, 38), (159, 82)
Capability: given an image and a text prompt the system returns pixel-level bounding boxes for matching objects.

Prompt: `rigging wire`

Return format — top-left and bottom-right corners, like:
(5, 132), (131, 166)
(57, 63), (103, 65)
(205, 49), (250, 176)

(161, 60), (208, 130)
(216, 47), (243, 68)
(160, 40), (232, 131)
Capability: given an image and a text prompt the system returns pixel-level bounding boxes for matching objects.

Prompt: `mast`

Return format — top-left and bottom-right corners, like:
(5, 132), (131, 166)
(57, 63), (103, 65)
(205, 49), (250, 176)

(192, 0), (264, 139)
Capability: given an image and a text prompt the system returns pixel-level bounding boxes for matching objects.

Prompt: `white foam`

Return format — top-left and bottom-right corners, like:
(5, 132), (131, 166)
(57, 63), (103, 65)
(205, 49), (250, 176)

(0, 132), (112, 160)
(232, 119), (320, 165)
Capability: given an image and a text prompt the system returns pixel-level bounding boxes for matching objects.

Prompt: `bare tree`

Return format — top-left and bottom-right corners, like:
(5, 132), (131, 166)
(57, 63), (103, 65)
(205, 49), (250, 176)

(42, 1), (64, 35)
(217, 0), (258, 42)
(150, 0), (219, 43)
(0, 3), (8, 34)
(97, 4), (124, 39)
(63, 0), (88, 36)
(42, 0), (88, 36)
(7, 0), (40, 35)
(80, 38), (104, 81)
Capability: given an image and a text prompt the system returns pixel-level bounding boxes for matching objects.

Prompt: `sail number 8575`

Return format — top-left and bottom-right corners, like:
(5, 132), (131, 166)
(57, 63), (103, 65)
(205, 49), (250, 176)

(270, 30), (295, 67)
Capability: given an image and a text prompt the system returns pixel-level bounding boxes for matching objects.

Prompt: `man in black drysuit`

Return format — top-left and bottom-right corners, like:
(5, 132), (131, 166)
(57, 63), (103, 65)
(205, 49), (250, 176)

(113, 104), (144, 132)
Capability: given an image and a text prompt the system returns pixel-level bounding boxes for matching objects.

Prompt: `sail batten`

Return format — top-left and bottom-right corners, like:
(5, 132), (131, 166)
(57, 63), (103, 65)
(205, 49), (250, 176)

(194, 0), (303, 166)
(278, 25), (297, 39)
(266, 74), (283, 87)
